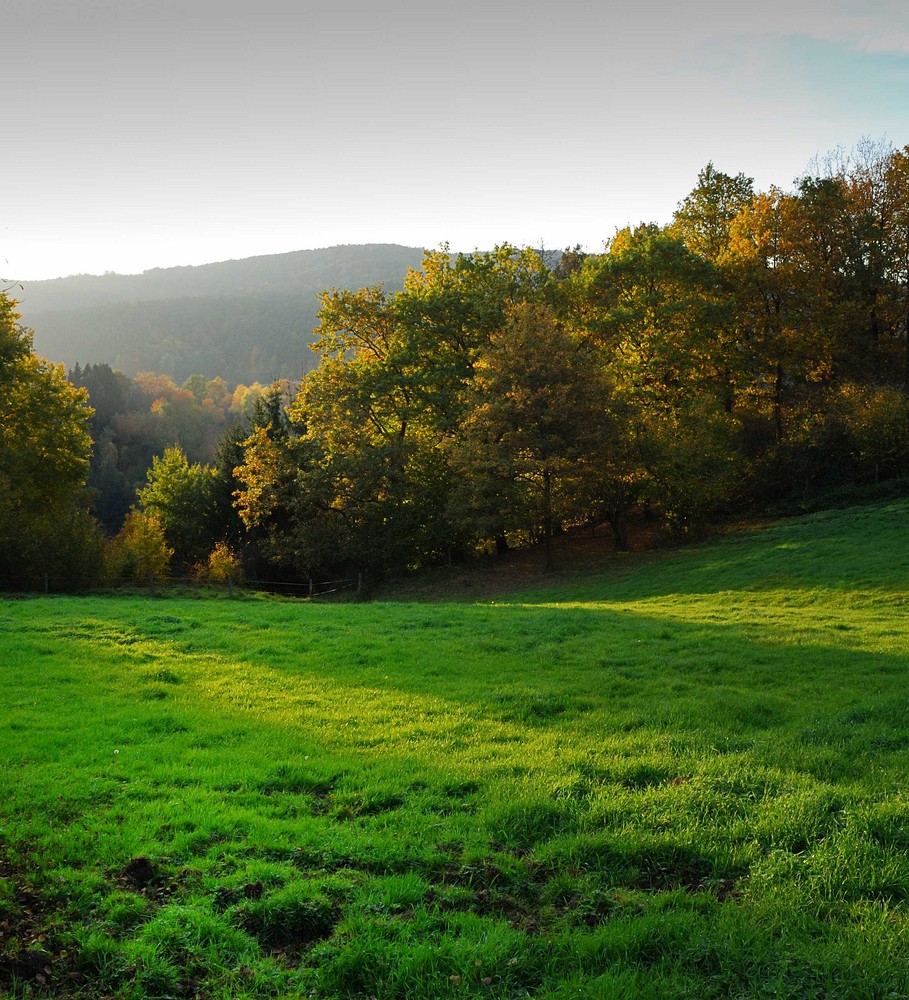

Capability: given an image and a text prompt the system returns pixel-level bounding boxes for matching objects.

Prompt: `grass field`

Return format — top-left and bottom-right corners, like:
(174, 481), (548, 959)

(2, 500), (909, 999)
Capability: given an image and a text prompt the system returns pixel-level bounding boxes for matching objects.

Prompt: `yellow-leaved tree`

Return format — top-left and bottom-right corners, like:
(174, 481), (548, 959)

(0, 292), (98, 588)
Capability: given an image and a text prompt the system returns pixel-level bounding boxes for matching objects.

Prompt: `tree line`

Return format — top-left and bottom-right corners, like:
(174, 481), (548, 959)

(3, 139), (909, 588)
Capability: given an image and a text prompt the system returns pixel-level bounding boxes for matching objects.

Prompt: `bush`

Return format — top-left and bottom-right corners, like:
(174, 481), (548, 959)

(109, 510), (173, 584)
(194, 542), (244, 586)
(837, 382), (909, 482)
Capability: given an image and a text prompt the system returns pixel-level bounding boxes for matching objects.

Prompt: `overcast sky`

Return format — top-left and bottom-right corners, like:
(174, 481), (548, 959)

(3, 0), (909, 280)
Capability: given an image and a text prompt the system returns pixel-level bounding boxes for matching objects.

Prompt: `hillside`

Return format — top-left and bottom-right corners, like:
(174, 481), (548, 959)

(17, 244), (426, 384)
(2, 500), (908, 998)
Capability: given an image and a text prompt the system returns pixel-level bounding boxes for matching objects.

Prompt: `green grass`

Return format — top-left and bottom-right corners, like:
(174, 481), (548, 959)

(2, 500), (909, 998)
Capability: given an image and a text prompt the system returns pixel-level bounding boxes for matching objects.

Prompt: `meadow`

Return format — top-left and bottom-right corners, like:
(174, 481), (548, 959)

(2, 500), (909, 999)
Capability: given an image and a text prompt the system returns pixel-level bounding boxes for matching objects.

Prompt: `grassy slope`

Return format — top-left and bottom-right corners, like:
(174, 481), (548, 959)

(2, 501), (909, 999)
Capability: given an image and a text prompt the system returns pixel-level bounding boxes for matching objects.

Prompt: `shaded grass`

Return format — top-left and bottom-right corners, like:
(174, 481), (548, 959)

(1, 500), (909, 997)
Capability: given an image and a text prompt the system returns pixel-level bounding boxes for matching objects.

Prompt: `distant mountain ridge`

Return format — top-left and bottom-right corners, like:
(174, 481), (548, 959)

(18, 244), (427, 384)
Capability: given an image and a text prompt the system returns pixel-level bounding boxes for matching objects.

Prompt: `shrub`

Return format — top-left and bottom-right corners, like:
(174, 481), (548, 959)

(109, 510), (173, 584)
(195, 542), (244, 585)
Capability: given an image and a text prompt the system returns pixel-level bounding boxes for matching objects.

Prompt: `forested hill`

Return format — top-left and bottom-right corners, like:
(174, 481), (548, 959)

(18, 244), (426, 384)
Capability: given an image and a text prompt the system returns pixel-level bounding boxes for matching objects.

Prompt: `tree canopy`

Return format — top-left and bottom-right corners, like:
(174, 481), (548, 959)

(8, 139), (909, 589)
(0, 294), (95, 586)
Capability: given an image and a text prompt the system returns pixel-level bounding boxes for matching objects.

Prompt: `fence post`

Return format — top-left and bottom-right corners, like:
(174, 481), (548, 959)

(357, 573), (362, 597)
(148, 571), (155, 595)
(308, 578), (314, 600)
(44, 573), (49, 595)
(227, 574), (234, 598)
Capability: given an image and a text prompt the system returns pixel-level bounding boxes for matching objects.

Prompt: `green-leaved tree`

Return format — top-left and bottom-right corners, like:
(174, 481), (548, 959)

(0, 294), (96, 587)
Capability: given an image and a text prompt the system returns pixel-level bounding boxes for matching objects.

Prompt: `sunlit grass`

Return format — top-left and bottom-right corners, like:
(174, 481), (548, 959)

(2, 500), (908, 998)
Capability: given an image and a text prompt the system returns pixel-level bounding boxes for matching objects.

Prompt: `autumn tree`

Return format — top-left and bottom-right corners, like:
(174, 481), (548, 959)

(582, 225), (730, 403)
(234, 248), (558, 579)
(884, 146), (909, 390)
(0, 294), (96, 586)
(835, 137), (905, 376)
(110, 510), (173, 584)
(578, 225), (740, 531)
(287, 283), (454, 573)
(454, 303), (609, 570)
(673, 162), (754, 265)
(786, 139), (909, 384)
(231, 381), (340, 581)
(68, 363), (142, 530)
(137, 446), (219, 569)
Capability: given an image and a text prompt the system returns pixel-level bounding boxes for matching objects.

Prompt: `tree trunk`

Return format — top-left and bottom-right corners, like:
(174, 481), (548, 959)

(774, 362), (784, 444)
(869, 301), (881, 380)
(720, 366), (734, 415)
(606, 507), (629, 552)
(543, 468), (554, 573)
(904, 268), (909, 395)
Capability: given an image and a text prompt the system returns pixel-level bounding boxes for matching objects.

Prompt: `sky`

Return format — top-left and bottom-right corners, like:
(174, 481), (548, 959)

(3, 0), (909, 281)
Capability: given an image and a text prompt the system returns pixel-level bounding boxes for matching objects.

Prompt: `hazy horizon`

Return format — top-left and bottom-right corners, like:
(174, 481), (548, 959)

(14, 241), (431, 283)
(4, 0), (909, 282)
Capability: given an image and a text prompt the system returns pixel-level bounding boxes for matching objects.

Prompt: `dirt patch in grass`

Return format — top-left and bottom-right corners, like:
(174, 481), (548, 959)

(0, 856), (78, 993)
(213, 881), (265, 911)
(121, 855), (158, 889)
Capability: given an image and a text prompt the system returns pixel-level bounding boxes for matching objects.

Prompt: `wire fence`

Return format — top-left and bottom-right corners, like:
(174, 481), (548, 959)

(0, 571), (365, 600)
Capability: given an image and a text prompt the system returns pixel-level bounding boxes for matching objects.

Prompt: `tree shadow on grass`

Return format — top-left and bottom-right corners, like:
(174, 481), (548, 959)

(112, 598), (909, 773)
(511, 500), (909, 603)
